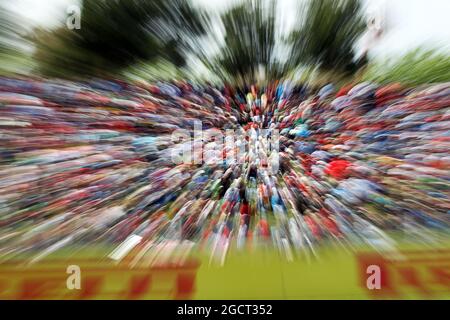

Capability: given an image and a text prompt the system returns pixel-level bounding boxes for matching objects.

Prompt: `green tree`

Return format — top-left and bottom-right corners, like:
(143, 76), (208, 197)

(0, 4), (16, 55)
(289, 0), (367, 76)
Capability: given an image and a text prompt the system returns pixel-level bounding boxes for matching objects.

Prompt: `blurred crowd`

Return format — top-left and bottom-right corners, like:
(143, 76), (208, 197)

(0, 76), (448, 265)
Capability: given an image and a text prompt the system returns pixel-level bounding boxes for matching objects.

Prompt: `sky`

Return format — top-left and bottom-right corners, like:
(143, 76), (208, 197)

(5, 0), (450, 60)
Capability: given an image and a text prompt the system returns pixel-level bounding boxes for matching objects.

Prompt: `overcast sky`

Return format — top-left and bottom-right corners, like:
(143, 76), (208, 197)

(5, 0), (450, 60)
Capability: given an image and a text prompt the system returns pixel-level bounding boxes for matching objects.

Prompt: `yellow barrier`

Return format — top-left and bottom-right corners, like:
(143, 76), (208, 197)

(0, 244), (449, 299)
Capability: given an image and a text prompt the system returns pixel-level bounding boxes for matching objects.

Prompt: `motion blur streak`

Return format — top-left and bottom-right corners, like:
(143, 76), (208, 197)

(0, 0), (448, 272)
(0, 78), (448, 266)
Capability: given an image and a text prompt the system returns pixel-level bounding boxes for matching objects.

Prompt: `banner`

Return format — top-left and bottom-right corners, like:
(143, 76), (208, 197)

(0, 245), (449, 299)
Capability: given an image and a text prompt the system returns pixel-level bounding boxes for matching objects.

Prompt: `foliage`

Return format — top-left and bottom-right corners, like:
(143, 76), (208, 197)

(289, 0), (367, 76)
(32, 0), (209, 78)
(363, 48), (450, 86)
